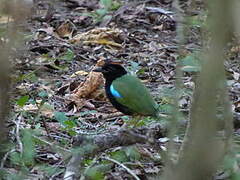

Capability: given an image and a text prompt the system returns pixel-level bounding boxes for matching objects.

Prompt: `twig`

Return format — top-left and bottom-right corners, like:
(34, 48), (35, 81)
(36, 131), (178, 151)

(13, 113), (23, 154)
(32, 135), (71, 153)
(64, 124), (167, 179)
(145, 6), (174, 15)
(49, 160), (65, 179)
(102, 156), (140, 180)
(35, 102), (52, 140)
(41, 117), (52, 139)
(78, 112), (123, 122)
(0, 149), (16, 168)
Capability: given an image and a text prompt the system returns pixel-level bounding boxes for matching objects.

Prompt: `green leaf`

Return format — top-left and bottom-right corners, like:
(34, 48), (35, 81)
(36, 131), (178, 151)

(0, 27), (7, 37)
(188, 16), (202, 27)
(80, 110), (97, 116)
(96, 9), (107, 17)
(29, 98), (36, 105)
(110, 150), (128, 163)
(54, 112), (68, 124)
(72, 144), (96, 156)
(181, 55), (201, 72)
(111, 1), (121, 10)
(10, 151), (22, 166)
(16, 71), (38, 82)
(38, 90), (48, 98)
(59, 49), (74, 61)
(102, 15), (112, 21)
(17, 95), (29, 107)
(41, 103), (54, 110)
(100, 0), (112, 10)
(64, 120), (76, 128)
(35, 123), (41, 129)
(81, 12), (98, 18)
(125, 146), (141, 161)
(22, 129), (35, 166)
(128, 61), (140, 74)
(38, 165), (64, 177)
(135, 119), (146, 126)
(85, 166), (104, 180)
(66, 129), (77, 136)
(121, 116), (130, 121)
(158, 104), (174, 114)
(232, 172), (240, 180)
(5, 172), (26, 180)
(136, 68), (145, 75)
(187, 13), (207, 28)
(27, 72), (38, 82)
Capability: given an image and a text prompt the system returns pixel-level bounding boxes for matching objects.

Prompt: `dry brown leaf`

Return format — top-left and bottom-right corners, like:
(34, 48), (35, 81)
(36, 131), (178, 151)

(233, 100), (240, 112)
(22, 104), (38, 112)
(233, 71), (240, 81)
(73, 59), (105, 98)
(227, 68), (240, 81)
(84, 101), (96, 109)
(90, 88), (106, 100)
(137, 146), (155, 159)
(56, 20), (76, 39)
(34, 27), (54, 41)
(230, 45), (240, 53)
(70, 70), (89, 78)
(45, 122), (62, 132)
(153, 24), (163, 31)
(74, 71), (104, 98)
(15, 102), (54, 118)
(69, 27), (123, 48)
(144, 166), (160, 174)
(67, 59), (106, 110)
(84, 39), (122, 48)
(67, 94), (86, 110)
(40, 103), (55, 118)
(0, 16), (14, 23)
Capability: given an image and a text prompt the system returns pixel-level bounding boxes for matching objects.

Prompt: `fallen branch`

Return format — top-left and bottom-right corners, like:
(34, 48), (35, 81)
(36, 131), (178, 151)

(64, 124), (167, 180)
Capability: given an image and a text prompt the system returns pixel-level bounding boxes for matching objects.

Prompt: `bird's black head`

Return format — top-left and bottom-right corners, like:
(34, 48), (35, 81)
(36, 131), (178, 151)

(93, 63), (127, 81)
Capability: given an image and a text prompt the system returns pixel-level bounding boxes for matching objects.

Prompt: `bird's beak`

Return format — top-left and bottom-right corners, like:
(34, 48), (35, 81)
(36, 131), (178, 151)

(92, 67), (103, 72)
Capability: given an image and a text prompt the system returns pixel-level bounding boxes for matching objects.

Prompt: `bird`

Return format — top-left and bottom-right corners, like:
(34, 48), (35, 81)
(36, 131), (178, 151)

(93, 62), (158, 117)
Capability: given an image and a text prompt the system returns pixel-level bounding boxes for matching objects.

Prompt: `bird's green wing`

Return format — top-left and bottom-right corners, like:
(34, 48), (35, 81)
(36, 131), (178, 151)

(112, 74), (158, 116)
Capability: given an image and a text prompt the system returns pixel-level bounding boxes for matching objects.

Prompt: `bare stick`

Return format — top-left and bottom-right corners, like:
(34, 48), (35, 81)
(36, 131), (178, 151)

(103, 156), (140, 180)
(64, 124), (167, 179)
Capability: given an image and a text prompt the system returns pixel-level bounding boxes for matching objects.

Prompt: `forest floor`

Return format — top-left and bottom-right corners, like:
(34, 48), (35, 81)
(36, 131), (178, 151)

(3, 0), (240, 179)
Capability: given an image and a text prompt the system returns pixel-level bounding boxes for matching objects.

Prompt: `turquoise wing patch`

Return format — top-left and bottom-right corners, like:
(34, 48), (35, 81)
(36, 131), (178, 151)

(110, 84), (123, 98)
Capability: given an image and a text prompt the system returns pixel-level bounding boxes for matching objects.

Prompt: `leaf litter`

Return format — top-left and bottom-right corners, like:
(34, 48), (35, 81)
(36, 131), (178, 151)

(7, 0), (240, 179)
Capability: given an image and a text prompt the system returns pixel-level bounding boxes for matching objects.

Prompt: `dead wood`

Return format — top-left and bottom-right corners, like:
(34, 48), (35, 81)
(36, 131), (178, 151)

(64, 124), (167, 180)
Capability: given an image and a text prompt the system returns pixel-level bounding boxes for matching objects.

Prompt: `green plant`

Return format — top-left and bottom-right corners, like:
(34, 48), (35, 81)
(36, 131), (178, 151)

(54, 111), (78, 136)
(83, 0), (121, 23)
(180, 53), (201, 72)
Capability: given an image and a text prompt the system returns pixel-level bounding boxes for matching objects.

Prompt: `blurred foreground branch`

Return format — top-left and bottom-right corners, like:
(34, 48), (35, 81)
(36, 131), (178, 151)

(164, 0), (234, 180)
(0, 0), (32, 157)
